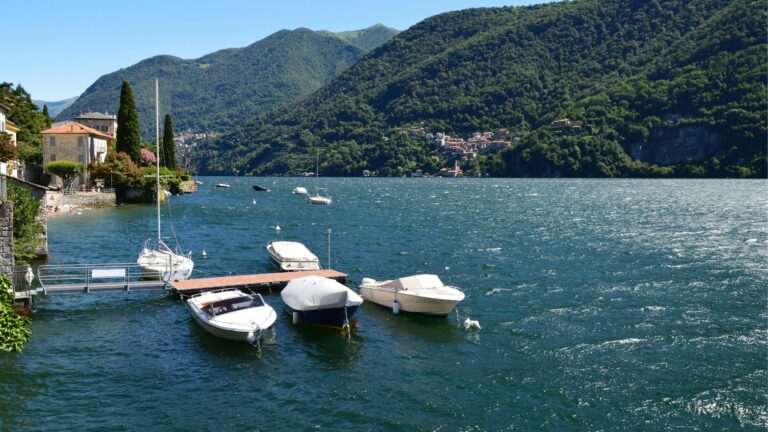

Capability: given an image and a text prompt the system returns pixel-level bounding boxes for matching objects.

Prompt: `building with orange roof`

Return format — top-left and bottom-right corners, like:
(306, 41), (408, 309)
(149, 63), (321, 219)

(74, 112), (117, 139)
(40, 121), (111, 188)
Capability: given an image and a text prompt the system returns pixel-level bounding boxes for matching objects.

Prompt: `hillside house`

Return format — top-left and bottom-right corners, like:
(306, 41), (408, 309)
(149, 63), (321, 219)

(40, 122), (110, 188)
(74, 112), (117, 139)
(0, 102), (20, 177)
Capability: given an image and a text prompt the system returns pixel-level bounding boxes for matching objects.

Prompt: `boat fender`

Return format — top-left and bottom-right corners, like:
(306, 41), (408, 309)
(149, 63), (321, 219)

(361, 278), (375, 285)
(247, 331), (256, 344)
(292, 311), (299, 325)
(392, 299), (400, 314)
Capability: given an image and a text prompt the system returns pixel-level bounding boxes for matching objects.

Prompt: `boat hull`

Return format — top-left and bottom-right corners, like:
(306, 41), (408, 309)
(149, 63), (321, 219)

(266, 242), (320, 272)
(359, 287), (461, 317)
(185, 291), (276, 342)
(284, 304), (359, 330)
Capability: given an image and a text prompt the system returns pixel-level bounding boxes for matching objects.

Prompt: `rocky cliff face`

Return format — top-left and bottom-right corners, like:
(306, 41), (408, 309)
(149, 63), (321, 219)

(629, 126), (724, 165)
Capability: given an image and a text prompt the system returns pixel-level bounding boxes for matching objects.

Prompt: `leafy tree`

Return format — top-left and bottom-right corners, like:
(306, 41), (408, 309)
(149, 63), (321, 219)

(161, 114), (177, 169)
(46, 160), (85, 187)
(116, 81), (142, 163)
(0, 82), (49, 164)
(6, 183), (44, 263)
(0, 133), (18, 162)
(0, 274), (31, 352)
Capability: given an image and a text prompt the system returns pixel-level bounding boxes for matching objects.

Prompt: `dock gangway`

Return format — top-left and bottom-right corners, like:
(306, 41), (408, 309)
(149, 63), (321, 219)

(33, 263), (168, 295)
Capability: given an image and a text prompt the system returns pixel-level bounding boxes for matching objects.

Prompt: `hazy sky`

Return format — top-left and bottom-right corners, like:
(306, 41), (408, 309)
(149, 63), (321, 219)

(4, 1), (550, 101)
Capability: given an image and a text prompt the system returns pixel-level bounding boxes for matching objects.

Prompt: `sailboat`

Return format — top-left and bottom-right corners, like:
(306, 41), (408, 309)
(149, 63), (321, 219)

(308, 149), (332, 205)
(137, 79), (194, 281)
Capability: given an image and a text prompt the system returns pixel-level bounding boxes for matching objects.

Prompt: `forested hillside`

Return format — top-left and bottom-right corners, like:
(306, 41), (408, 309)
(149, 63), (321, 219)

(58, 25), (398, 138)
(196, 0), (766, 178)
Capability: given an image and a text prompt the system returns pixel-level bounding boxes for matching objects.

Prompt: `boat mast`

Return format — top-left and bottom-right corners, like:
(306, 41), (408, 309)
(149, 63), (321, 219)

(155, 78), (161, 243)
(315, 148), (319, 196)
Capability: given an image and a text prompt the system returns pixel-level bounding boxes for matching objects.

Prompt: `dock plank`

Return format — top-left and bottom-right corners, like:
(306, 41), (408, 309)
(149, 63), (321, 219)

(168, 269), (348, 295)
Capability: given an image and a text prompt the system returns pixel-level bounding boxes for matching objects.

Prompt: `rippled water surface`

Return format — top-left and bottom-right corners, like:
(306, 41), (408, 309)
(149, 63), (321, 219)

(1, 178), (766, 431)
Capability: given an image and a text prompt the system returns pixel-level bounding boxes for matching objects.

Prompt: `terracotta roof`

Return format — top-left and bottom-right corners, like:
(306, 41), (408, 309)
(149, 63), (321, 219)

(40, 121), (111, 139)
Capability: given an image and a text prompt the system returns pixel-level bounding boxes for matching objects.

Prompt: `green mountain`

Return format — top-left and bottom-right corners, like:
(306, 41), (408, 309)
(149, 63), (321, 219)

(319, 24), (402, 51)
(197, 0), (766, 178)
(32, 96), (77, 117)
(57, 25), (399, 138)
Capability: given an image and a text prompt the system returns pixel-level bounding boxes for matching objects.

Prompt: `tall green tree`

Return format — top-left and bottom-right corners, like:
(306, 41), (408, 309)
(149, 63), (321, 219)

(116, 81), (142, 163)
(161, 114), (176, 169)
(42, 104), (49, 118)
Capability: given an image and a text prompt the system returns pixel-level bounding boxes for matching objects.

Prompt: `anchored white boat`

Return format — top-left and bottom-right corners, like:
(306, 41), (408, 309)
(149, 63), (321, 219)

(358, 274), (465, 317)
(281, 276), (363, 330)
(186, 289), (276, 342)
(215, 183), (230, 188)
(308, 150), (332, 205)
(266, 241), (320, 271)
(137, 79), (194, 281)
(293, 186), (308, 195)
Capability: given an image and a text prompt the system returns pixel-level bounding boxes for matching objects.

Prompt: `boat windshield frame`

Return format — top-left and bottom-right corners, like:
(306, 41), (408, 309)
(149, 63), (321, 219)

(206, 294), (265, 316)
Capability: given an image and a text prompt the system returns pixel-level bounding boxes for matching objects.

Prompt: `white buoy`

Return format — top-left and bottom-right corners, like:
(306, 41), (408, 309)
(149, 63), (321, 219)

(275, 225), (281, 231)
(463, 317), (481, 331)
(252, 198), (256, 205)
(292, 311), (299, 325)
(392, 299), (400, 314)
(201, 250), (207, 257)
(247, 331), (256, 344)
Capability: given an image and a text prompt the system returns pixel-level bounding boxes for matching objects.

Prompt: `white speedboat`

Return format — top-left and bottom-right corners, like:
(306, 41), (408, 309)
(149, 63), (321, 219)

(358, 274), (465, 317)
(266, 241), (320, 271)
(293, 186), (308, 195)
(186, 289), (276, 342)
(281, 276), (363, 330)
(215, 183), (230, 188)
(137, 79), (194, 282)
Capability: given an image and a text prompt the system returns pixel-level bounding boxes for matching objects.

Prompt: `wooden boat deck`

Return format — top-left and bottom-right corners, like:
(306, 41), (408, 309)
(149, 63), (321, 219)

(169, 269), (348, 295)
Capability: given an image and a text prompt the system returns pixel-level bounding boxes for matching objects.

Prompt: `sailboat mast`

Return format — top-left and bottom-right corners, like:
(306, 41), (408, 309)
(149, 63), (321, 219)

(315, 149), (319, 195)
(155, 78), (161, 243)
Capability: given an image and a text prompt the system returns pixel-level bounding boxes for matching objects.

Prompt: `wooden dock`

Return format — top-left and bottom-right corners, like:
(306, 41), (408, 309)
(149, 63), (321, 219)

(168, 269), (348, 296)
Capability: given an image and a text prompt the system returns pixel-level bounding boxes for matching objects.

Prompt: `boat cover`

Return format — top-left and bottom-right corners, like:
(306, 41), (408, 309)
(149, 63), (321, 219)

(381, 274), (444, 291)
(270, 241), (318, 261)
(282, 276), (363, 311)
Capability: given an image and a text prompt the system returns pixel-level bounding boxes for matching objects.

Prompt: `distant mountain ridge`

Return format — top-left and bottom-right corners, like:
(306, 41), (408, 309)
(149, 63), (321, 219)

(32, 96), (77, 117)
(196, 0), (766, 178)
(57, 25), (399, 138)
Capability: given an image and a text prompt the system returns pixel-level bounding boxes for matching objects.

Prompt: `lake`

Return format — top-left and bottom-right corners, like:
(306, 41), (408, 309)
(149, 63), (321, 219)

(1, 178), (765, 431)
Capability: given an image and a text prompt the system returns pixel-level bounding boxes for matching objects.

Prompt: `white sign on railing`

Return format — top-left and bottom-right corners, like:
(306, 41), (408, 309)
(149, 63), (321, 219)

(91, 268), (126, 278)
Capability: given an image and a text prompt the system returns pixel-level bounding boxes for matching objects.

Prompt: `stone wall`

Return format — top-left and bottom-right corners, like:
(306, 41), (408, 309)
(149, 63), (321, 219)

(629, 125), (724, 165)
(61, 192), (116, 207)
(0, 200), (13, 279)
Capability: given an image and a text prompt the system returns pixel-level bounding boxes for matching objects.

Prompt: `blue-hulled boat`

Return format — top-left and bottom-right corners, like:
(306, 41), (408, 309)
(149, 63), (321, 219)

(281, 276), (363, 330)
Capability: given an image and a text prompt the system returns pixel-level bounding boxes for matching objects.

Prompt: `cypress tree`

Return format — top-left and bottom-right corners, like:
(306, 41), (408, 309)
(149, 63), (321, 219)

(162, 114), (176, 169)
(116, 81), (142, 163)
(42, 104), (49, 118)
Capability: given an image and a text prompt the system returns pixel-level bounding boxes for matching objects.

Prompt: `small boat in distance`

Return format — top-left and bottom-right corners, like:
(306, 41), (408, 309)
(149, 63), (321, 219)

(186, 288), (276, 342)
(293, 186), (308, 195)
(215, 183), (230, 188)
(195, 180), (203, 185)
(281, 276), (363, 330)
(308, 150), (332, 205)
(253, 184), (271, 192)
(358, 274), (465, 317)
(266, 241), (320, 271)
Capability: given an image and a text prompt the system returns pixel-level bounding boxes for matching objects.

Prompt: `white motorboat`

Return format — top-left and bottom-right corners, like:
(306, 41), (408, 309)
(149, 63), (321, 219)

(186, 288), (276, 342)
(308, 150), (332, 205)
(137, 79), (194, 281)
(215, 183), (230, 188)
(293, 186), (308, 195)
(358, 274), (465, 317)
(281, 276), (363, 330)
(266, 241), (320, 271)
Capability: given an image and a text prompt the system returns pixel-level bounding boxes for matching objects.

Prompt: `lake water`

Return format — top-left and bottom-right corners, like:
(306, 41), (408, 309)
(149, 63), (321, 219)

(1, 178), (766, 431)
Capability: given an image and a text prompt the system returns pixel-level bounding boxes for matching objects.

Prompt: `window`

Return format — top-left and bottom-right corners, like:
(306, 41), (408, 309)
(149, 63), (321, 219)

(50, 154), (56, 161)
(77, 136), (84, 147)
(50, 136), (56, 147)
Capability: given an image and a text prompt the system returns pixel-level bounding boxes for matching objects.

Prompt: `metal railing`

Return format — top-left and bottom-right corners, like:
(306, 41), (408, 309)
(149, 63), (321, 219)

(61, 187), (116, 195)
(34, 262), (167, 294)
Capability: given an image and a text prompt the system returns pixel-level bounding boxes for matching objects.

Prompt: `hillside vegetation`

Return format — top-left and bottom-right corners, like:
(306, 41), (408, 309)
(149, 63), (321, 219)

(58, 26), (398, 138)
(196, 0), (766, 178)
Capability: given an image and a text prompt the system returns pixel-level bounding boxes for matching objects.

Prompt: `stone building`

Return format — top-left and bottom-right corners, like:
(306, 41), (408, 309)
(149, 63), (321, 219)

(40, 122), (110, 187)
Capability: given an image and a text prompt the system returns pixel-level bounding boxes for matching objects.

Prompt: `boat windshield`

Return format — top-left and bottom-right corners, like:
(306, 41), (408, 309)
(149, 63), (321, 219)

(208, 295), (265, 316)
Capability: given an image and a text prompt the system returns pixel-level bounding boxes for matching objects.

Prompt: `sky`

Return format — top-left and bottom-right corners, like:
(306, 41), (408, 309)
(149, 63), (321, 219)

(4, 0), (549, 102)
